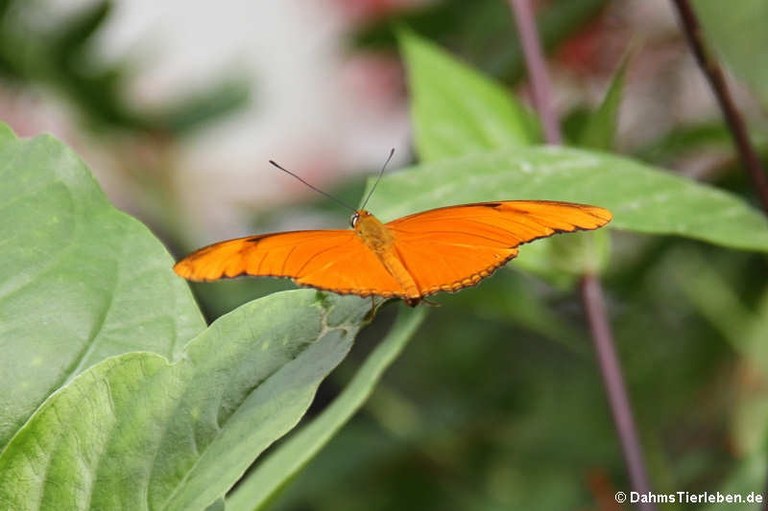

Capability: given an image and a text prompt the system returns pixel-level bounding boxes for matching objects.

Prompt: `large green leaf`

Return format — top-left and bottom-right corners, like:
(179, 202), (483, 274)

(364, 148), (768, 254)
(0, 126), (205, 449)
(399, 30), (538, 162)
(0, 289), (371, 510)
(694, 0), (768, 109)
(0, 123), (379, 509)
(228, 306), (427, 511)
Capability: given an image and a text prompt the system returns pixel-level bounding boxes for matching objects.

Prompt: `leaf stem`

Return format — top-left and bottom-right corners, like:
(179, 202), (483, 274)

(670, 0), (768, 215)
(507, 0), (655, 507)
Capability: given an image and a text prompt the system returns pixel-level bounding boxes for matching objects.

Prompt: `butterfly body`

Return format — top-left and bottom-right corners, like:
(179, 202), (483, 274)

(174, 200), (612, 306)
(352, 210), (421, 304)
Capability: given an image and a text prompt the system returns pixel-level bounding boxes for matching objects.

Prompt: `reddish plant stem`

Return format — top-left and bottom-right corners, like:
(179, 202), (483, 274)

(671, 0), (768, 215)
(581, 274), (654, 509)
(508, 1), (655, 508)
(507, 0), (562, 145)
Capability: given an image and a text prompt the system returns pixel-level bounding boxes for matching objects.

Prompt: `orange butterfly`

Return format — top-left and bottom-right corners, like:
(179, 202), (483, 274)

(174, 199), (611, 306)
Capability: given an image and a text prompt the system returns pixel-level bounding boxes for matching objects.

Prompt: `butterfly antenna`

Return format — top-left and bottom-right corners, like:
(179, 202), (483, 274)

(360, 148), (395, 211)
(269, 160), (357, 213)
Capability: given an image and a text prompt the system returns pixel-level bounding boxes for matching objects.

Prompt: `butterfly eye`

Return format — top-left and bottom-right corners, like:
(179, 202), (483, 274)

(350, 212), (360, 228)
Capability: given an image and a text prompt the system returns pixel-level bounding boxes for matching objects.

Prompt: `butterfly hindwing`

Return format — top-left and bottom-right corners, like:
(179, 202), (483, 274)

(386, 201), (612, 296)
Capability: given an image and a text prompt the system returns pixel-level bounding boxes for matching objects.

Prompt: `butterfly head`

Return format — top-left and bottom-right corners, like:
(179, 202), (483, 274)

(350, 209), (373, 228)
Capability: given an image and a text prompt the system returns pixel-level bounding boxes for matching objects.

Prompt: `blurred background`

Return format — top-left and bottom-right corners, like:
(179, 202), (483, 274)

(3, 0), (767, 509)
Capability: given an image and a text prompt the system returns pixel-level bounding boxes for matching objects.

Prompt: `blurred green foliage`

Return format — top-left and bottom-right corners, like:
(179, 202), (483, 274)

(694, 0), (768, 110)
(352, 0), (608, 83)
(0, 0), (249, 134)
(260, 7), (768, 511)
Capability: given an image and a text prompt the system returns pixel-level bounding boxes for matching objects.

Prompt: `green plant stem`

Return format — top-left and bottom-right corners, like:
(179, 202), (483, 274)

(507, 0), (655, 507)
(671, 0), (768, 215)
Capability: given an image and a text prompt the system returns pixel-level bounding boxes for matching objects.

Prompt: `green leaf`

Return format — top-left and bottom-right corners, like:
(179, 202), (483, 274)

(694, 0), (768, 109)
(206, 499), (226, 511)
(0, 125), (205, 449)
(363, 148), (768, 255)
(399, 30), (538, 162)
(0, 123), (14, 144)
(0, 289), (372, 510)
(576, 54), (629, 151)
(228, 306), (427, 511)
(0, 122), (375, 508)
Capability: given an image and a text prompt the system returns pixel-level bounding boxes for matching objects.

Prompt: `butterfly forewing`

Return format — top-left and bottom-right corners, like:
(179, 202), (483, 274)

(174, 229), (408, 298)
